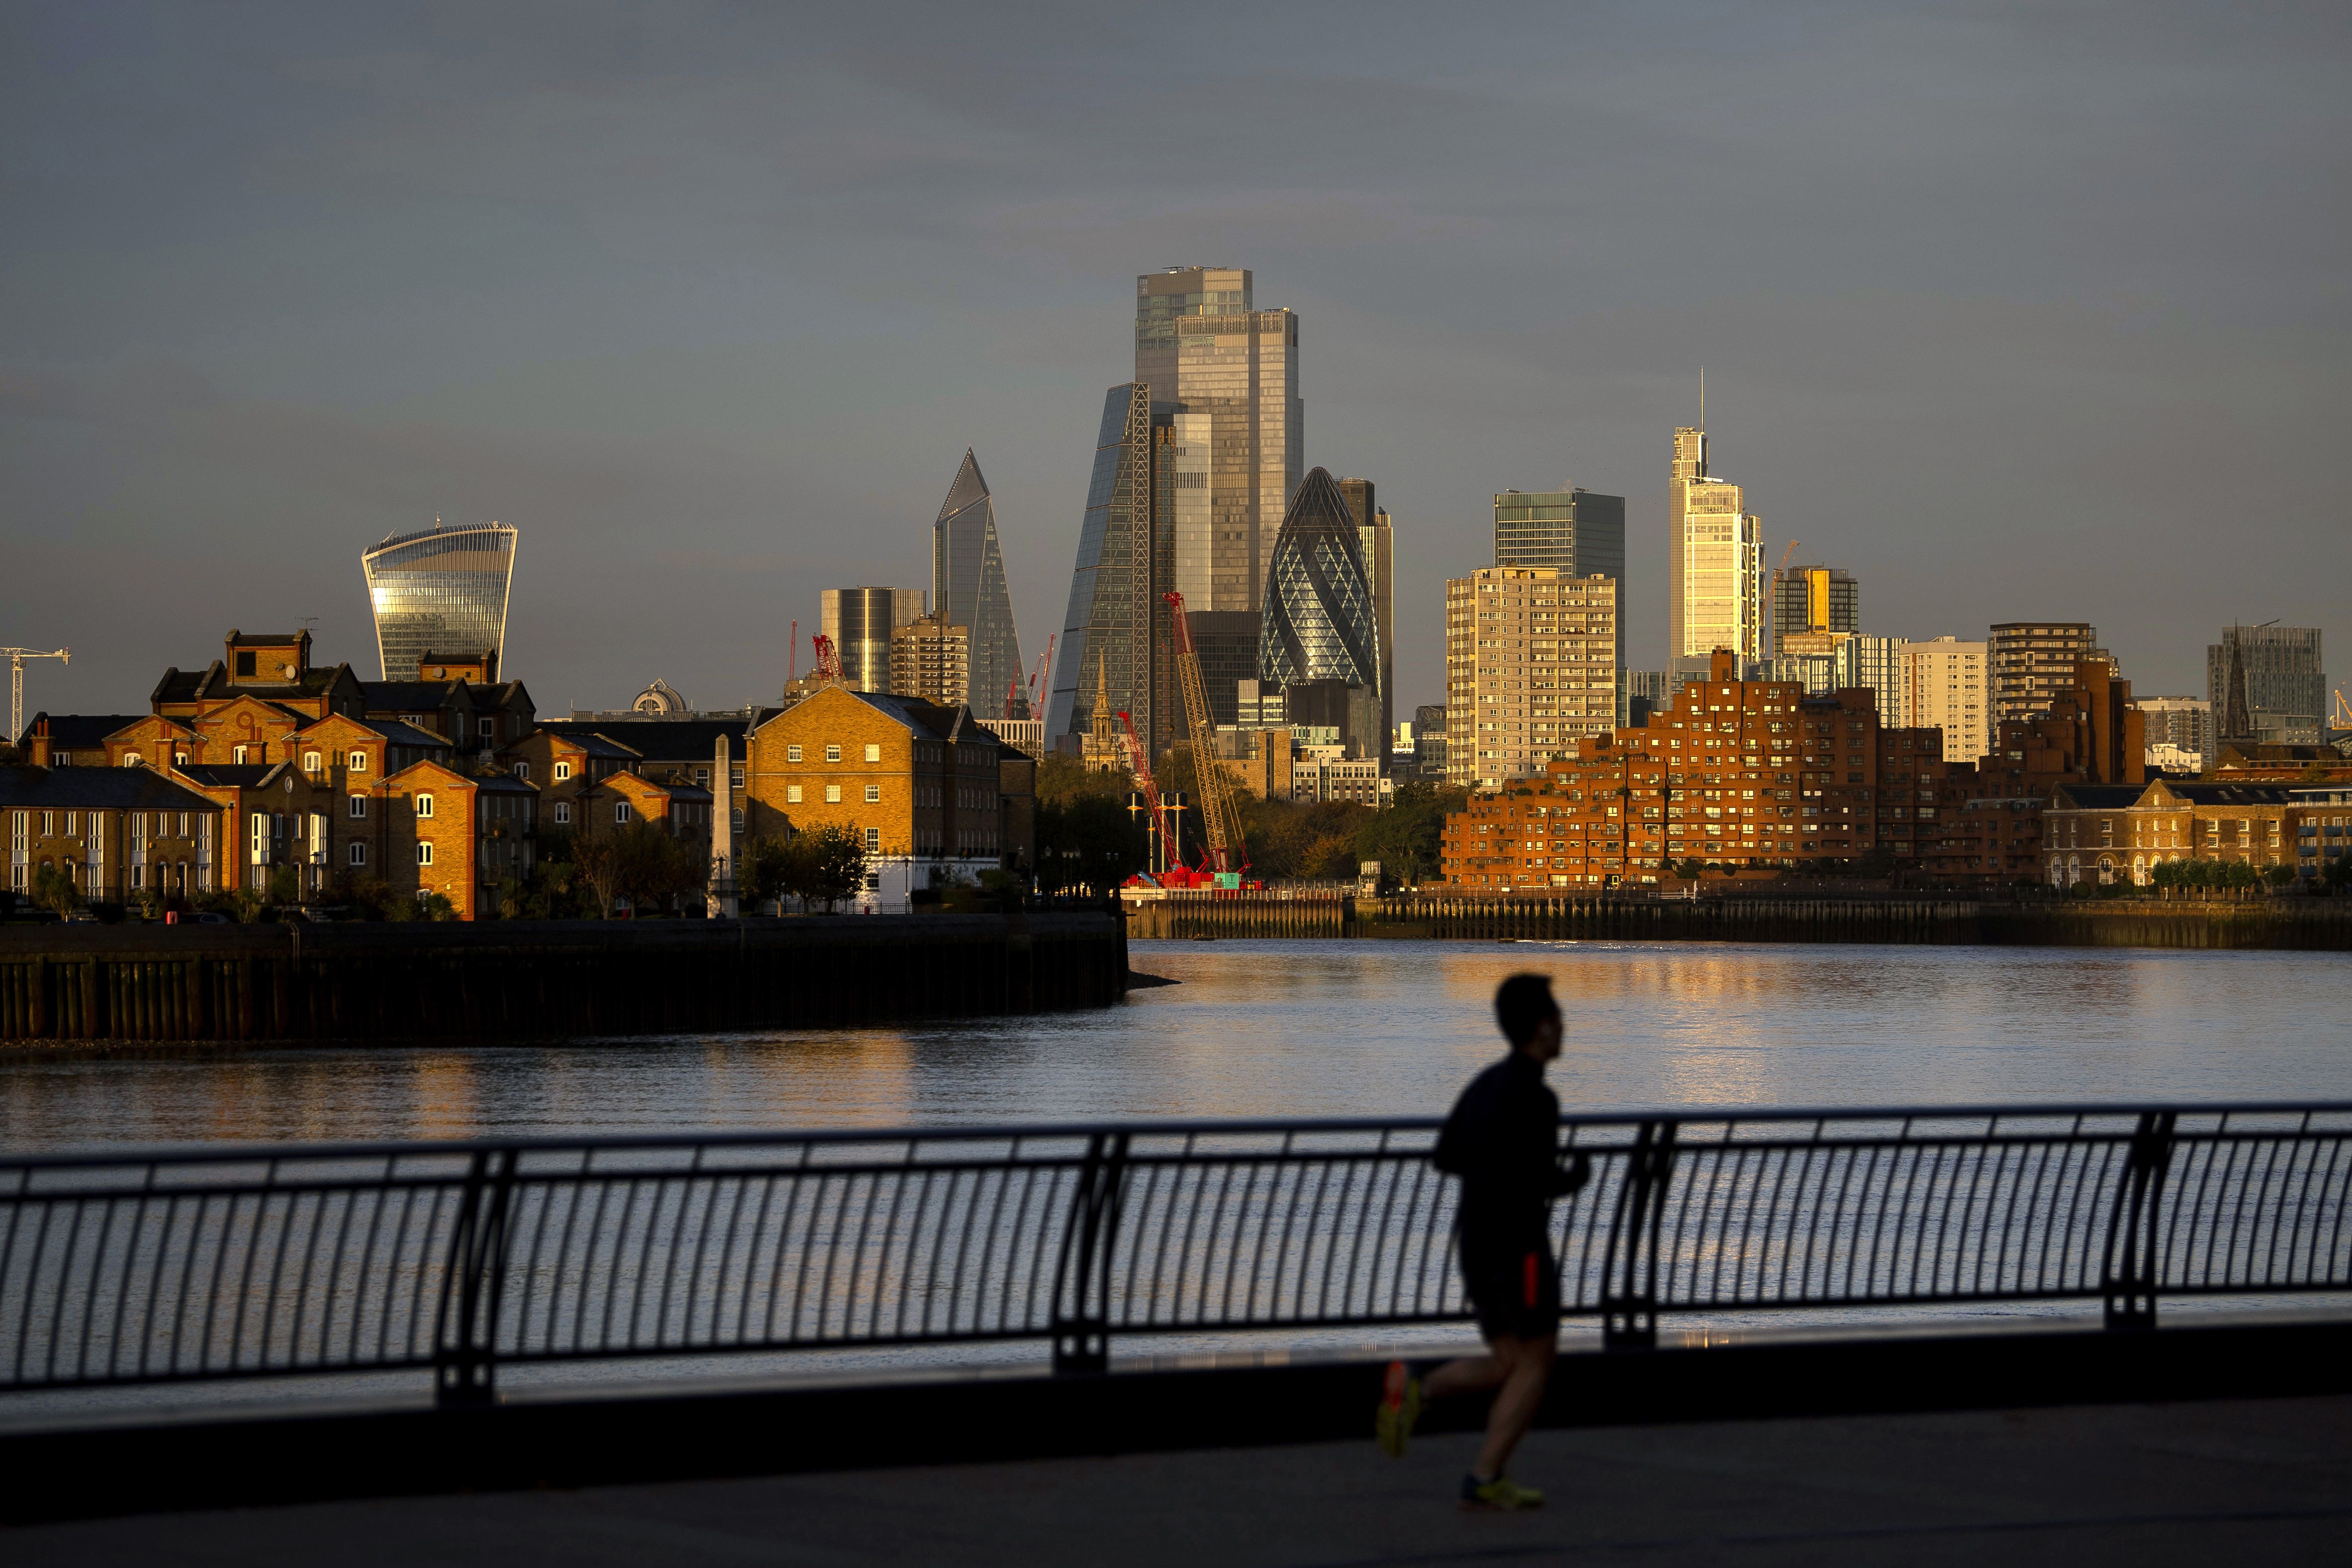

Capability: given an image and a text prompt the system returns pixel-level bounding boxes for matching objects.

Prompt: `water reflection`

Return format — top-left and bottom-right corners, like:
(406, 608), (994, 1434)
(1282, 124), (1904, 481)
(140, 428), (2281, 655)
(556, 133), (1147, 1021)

(1, 940), (2344, 1154)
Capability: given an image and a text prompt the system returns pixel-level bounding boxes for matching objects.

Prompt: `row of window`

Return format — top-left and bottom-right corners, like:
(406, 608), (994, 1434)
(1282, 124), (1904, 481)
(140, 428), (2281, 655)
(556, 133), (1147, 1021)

(783, 784), (884, 804)
(783, 743), (884, 764)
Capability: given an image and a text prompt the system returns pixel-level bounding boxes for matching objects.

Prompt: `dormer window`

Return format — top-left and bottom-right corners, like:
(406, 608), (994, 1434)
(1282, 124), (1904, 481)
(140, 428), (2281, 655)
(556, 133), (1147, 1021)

(514, 762), (530, 781)
(236, 652), (255, 677)
(553, 761), (572, 782)
(122, 753), (142, 768)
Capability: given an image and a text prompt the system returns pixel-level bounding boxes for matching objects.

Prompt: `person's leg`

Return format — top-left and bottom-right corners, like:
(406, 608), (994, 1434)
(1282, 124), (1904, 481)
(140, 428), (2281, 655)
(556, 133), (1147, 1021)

(1473, 1333), (1553, 1480)
(1421, 1344), (1510, 1402)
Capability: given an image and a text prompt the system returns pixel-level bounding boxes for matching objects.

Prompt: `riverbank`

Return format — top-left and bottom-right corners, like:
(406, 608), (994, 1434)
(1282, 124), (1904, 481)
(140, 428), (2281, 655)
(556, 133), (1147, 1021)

(1122, 891), (2352, 949)
(0, 912), (1127, 1053)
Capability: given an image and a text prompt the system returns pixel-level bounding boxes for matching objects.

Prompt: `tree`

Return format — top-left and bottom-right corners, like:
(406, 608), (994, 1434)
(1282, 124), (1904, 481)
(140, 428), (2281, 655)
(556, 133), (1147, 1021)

(1036, 753), (1132, 808)
(1036, 795), (1146, 896)
(1348, 781), (1466, 887)
(28, 864), (78, 914)
(266, 864), (301, 908)
(738, 835), (796, 908)
(1673, 858), (1707, 881)
(2323, 853), (2352, 891)
(787, 823), (869, 911)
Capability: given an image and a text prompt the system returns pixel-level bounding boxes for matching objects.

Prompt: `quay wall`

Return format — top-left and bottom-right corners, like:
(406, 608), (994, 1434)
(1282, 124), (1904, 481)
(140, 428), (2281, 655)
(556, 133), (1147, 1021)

(0, 912), (1127, 1050)
(1123, 893), (2352, 950)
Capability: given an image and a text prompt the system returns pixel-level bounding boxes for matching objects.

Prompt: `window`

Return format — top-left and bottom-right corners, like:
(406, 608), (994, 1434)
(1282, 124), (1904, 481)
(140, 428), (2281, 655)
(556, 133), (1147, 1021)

(554, 802), (571, 825)
(513, 762), (530, 781)
(695, 768), (710, 786)
(786, 785), (803, 804)
(416, 794), (434, 819)
(478, 719), (495, 739)
(122, 753), (141, 768)
(732, 808), (745, 831)
(865, 827), (879, 851)
(303, 751), (320, 773)
(348, 795), (367, 819)
(233, 745), (249, 764)
(825, 784), (842, 804)
(349, 842), (366, 867)
(553, 760), (572, 782)
(348, 750), (368, 772)
(236, 651), (256, 677)
(787, 745), (803, 763)
(615, 802), (632, 824)
(731, 767), (745, 789)
(417, 842), (433, 866)
(825, 745), (841, 763)
(865, 785), (881, 803)
(863, 743), (881, 763)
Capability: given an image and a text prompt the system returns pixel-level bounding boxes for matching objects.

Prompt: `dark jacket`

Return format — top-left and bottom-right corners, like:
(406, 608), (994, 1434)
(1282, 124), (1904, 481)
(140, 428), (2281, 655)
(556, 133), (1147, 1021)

(1433, 1051), (1586, 1249)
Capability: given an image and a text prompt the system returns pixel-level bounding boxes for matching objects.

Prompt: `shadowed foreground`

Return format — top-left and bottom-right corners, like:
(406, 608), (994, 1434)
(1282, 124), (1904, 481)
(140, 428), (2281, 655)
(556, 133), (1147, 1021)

(8, 1394), (2345, 1567)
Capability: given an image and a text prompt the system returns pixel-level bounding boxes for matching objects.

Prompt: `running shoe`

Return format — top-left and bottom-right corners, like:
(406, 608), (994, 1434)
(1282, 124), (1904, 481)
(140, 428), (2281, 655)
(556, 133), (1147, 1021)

(1460, 1473), (1545, 1511)
(1374, 1359), (1422, 1458)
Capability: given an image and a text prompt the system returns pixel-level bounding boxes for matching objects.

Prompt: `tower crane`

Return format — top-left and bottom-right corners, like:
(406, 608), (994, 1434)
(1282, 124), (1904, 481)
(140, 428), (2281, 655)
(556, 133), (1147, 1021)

(1114, 710), (1164, 875)
(2334, 686), (2352, 731)
(4, 647), (69, 746)
(1024, 634), (1056, 720)
(1164, 591), (1249, 876)
(810, 634), (842, 683)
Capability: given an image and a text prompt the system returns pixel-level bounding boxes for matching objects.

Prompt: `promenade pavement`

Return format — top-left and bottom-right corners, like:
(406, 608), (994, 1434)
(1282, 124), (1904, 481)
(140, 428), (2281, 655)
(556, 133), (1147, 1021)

(7, 1393), (2346, 1567)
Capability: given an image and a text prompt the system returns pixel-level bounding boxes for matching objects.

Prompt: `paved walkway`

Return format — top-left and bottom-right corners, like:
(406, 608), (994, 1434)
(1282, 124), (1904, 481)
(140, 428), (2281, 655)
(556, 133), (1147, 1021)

(8, 1395), (2348, 1567)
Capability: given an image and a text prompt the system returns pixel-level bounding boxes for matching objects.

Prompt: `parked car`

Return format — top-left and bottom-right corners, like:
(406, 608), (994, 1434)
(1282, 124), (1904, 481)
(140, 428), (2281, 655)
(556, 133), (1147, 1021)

(189, 910), (232, 924)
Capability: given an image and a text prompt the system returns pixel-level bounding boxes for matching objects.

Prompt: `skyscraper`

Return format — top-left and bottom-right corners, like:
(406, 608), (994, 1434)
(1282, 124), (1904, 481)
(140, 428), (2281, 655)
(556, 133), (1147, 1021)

(1337, 478), (1395, 749)
(1771, 566), (1859, 644)
(362, 521), (518, 682)
(1134, 267), (1301, 618)
(821, 587), (926, 693)
(1989, 622), (2100, 728)
(1495, 486), (1626, 705)
(1667, 426), (1764, 675)
(932, 450), (1025, 718)
(1260, 468), (1379, 753)
(1047, 385), (1162, 751)
(2207, 625), (2325, 743)
(1899, 637), (1989, 763)
(1445, 569), (1618, 790)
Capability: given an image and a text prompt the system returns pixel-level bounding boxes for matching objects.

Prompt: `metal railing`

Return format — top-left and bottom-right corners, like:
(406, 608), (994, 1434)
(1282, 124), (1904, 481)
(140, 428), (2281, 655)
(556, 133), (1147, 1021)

(2, 1102), (2347, 1406)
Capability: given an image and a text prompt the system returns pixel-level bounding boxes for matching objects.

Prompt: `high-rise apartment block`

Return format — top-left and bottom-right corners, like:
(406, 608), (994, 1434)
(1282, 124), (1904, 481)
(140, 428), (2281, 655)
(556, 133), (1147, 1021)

(1667, 426), (1764, 674)
(1900, 637), (1989, 763)
(1337, 478), (1395, 747)
(1833, 635), (1908, 726)
(1496, 487), (1627, 698)
(362, 521), (518, 683)
(1771, 566), (1858, 644)
(2138, 695), (2213, 773)
(821, 587), (925, 694)
(932, 450), (1025, 718)
(1133, 267), (1300, 617)
(1989, 623), (2100, 728)
(2208, 625), (2325, 743)
(1445, 568), (1618, 790)
(889, 611), (969, 708)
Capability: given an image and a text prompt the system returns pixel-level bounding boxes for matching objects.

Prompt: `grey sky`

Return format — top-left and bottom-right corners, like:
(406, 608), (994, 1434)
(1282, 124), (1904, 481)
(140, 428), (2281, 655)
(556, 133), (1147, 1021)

(5, 2), (2345, 722)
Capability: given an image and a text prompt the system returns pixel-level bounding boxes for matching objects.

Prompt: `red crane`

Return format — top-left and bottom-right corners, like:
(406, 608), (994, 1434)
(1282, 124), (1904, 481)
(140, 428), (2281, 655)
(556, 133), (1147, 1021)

(1115, 709), (1165, 874)
(1025, 634), (1056, 719)
(811, 634), (841, 683)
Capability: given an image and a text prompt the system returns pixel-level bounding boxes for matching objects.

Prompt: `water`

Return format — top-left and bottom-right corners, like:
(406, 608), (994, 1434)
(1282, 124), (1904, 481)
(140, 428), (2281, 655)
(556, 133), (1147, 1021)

(2, 939), (2345, 1152)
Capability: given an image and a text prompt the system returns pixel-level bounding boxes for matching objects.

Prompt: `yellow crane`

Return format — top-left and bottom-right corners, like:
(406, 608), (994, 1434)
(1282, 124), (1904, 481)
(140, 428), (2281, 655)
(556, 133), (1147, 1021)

(1164, 591), (1250, 876)
(4, 646), (69, 747)
(2334, 686), (2352, 730)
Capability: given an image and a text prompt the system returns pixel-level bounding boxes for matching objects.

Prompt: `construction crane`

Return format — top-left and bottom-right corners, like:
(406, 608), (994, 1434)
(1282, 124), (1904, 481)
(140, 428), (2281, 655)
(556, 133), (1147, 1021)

(788, 619), (798, 685)
(1114, 710), (1164, 874)
(1164, 591), (1249, 875)
(810, 634), (841, 683)
(2334, 686), (2352, 730)
(1003, 676), (1024, 721)
(1024, 634), (1057, 720)
(4, 647), (69, 746)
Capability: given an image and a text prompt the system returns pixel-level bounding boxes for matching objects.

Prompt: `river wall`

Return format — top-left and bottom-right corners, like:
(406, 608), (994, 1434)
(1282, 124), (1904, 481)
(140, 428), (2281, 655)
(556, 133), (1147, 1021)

(0, 912), (1127, 1050)
(1122, 892), (2352, 951)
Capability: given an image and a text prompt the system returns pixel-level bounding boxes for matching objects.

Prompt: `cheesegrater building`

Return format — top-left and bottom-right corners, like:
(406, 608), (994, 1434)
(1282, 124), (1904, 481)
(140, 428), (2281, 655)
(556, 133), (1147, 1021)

(931, 450), (1025, 718)
(361, 521), (518, 682)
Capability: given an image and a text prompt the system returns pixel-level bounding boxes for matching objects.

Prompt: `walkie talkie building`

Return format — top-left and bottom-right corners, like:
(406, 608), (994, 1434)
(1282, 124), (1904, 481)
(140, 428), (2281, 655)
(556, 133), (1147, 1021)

(361, 522), (518, 681)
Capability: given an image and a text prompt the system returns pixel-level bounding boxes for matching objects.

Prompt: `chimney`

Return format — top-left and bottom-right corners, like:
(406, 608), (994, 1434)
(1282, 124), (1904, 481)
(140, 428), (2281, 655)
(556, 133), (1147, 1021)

(29, 719), (52, 769)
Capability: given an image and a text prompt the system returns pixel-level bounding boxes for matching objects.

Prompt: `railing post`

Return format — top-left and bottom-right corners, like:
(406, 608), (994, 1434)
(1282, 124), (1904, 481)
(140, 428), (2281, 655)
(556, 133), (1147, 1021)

(1602, 1119), (1676, 1350)
(2102, 1111), (2175, 1330)
(1050, 1131), (1129, 1374)
(435, 1148), (517, 1406)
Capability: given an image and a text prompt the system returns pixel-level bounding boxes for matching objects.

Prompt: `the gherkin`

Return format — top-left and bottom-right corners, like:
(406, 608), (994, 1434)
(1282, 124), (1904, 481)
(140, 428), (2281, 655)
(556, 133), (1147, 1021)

(1259, 468), (1378, 694)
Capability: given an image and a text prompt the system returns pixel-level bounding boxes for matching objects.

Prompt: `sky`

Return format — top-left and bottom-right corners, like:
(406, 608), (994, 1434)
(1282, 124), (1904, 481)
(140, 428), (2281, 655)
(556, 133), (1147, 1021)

(4, 1), (2347, 726)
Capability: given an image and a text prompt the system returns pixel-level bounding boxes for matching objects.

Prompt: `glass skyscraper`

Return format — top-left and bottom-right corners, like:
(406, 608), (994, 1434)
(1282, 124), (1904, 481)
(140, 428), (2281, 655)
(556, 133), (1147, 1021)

(1495, 486), (1625, 701)
(361, 521), (518, 681)
(1260, 468), (1380, 752)
(1047, 385), (1161, 750)
(932, 449), (1025, 719)
(822, 586), (926, 693)
(2209, 624), (2325, 743)
(1667, 425), (1764, 671)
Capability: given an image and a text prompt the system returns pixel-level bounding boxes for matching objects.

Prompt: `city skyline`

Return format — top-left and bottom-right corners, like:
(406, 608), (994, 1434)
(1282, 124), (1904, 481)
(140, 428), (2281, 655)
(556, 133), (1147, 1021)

(5, 8), (2344, 722)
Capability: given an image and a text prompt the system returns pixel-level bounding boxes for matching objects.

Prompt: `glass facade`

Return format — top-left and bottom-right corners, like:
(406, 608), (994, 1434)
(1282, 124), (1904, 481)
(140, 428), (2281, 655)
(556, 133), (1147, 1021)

(2208, 625), (2325, 743)
(1046, 386), (1160, 748)
(1667, 428), (1764, 662)
(1260, 469), (1379, 750)
(1771, 566), (1859, 644)
(361, 522), (517, 681)
(822, 587), (926, 693)
(932, 450), (1025, 719)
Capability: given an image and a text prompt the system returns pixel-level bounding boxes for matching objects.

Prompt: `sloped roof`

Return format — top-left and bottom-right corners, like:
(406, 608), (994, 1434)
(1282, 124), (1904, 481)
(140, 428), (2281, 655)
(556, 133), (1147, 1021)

(170, 764), (280, 789)
(2051, 784), (2147, 810)
(365, 719), (453, 748)
(15, 714), (146, 750)
(540, 718), (755, 760)
(0, 767), (220, 812)
(362, 680), (465, 710)
(2162, 782), (2297, 806)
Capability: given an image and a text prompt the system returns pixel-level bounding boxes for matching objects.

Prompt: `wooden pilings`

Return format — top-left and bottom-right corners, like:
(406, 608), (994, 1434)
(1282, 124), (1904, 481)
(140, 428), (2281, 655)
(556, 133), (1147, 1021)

(0, 911), (1128, 1049)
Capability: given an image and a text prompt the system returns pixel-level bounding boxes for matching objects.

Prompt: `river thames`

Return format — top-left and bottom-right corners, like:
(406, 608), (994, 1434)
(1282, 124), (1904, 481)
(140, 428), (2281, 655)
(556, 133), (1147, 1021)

(2, 939), (2345, 1152)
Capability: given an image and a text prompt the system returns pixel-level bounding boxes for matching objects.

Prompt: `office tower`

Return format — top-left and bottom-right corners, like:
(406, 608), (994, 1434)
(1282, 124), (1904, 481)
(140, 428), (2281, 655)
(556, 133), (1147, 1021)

(1260, 469), (1380, 754)
(932, 449), (1025, 717)
(1620, 670), (1671, 727)
(821, 587), (925, 693)
(1047, 385), (1163, 751)
(1902, 637), (1989, 763)
(1988, 623), (2100, 728)
(2138, 695), (2213, 773)
(1445, 568), (1618, 790)
(1771, 567), (1858, 645)
(1834, 635), (1909, 726)
(890, 611), (969, 708)
(361, 521), (518, 682)
(1496, 487), (1627, 703)
(1667, 425), (1764, 675)
(1336, 478), (1396, 749)
(2207, 625), (2325, 743)
(1133, 267), (1301, 618)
